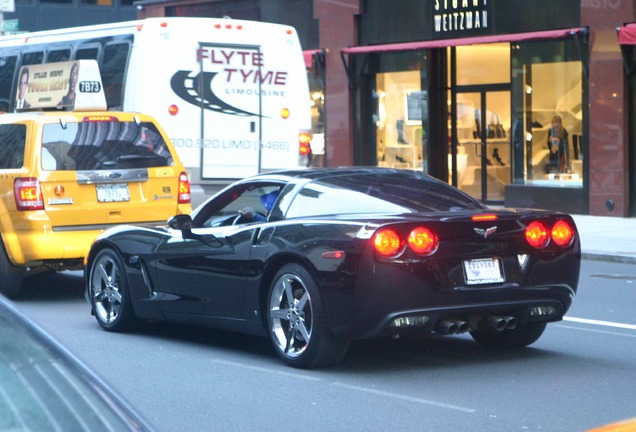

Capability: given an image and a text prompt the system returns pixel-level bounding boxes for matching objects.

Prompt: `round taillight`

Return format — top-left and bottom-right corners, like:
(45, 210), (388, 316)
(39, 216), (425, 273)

(281, 108), (290, 119)
(169, 104), (179, 116)
(551, 219), (575, 247)
(373, 228), (403, 257)
(407, 227), (439, 255)
(525, 221), (550, 249)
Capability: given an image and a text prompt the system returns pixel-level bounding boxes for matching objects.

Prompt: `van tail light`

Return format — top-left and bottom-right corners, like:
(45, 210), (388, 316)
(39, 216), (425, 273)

(14, 178), (44, 211)
(299, 131), (312, 156)
(551, 219), (575, 247)
(407, 226), (439, 255)
(525, 221), (550, 249)
(178, 172), (191, 204)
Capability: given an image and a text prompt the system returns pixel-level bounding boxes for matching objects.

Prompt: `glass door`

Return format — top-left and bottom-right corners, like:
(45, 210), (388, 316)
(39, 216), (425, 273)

(451, 88), (510, 203)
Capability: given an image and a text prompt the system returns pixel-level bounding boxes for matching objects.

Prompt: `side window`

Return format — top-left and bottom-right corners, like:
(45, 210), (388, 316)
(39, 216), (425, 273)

(286, 182), (407, 219)
(21, 52), (44, 66)
(75, 46), (99, 61)
(101, 42), (131, 109)
(47, 49), (72, 63)
(0, 55), (18, 111)
(0, 124), (26, 169)
(194, 184), (282, 228)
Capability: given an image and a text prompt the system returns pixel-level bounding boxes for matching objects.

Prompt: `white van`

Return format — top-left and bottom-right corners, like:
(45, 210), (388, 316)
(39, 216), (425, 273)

(0, 17), (312, 206)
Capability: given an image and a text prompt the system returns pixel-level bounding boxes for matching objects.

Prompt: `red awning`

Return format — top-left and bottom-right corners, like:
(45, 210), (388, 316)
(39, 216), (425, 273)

(341, 27), (587, 55)
(618, 24), (636, 45)
(303, 49), (323, 68)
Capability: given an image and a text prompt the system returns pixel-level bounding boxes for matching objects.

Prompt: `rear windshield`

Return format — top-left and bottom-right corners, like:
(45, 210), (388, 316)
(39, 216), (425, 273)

(41, 121), (174, 171)
(286, 171), (486, 218)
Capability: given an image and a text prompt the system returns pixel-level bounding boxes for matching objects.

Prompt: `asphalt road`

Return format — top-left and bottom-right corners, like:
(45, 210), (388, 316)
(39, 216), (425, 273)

(7, 259), (636, 432)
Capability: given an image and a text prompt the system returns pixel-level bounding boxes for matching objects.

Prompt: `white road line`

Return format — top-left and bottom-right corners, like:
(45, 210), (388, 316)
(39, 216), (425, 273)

(564, 316), (636, 331)
(556, 324), (636, 338)
(332, 382), (476, 413)
(209, 359), (321, 381)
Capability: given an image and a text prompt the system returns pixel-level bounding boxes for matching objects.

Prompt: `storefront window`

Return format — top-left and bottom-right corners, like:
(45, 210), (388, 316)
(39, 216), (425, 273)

(450, 43), (511, 203)
(511, 41), (583, 187)
(374, 55), (429, 172)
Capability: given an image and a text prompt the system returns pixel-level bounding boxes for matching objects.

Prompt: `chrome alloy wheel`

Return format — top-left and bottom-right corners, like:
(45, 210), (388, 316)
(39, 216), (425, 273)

(269, 272), (313, 359)
(90, 253), (123, 326)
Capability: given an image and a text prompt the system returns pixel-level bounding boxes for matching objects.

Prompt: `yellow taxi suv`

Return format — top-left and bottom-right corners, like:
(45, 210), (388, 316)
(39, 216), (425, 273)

(0, 60), (191, 298)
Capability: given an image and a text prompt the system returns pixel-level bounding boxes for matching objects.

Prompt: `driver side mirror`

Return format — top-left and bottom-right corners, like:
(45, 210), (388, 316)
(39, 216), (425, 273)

(168, 214), (193, 235)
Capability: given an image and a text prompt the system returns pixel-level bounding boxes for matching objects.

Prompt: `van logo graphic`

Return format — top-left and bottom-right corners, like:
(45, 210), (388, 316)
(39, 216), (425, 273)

(170, 70), (261, 117)
(474, 226), (497, 238)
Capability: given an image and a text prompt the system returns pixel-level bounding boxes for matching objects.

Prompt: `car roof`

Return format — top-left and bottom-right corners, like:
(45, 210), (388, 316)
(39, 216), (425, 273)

(246, 167), (434, 183)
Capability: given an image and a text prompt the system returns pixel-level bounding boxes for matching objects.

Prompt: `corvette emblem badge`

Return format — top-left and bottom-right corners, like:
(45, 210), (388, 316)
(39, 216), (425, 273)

(474, 226), (497, 238)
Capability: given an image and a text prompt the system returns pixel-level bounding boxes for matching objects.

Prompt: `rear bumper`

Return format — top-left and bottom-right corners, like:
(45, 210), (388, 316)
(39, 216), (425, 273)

(323, 252), (580, 339)
(12, 228), (103, 265)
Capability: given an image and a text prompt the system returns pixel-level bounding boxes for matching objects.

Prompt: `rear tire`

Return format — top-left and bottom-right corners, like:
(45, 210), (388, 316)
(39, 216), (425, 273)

(0, 240), (25, 299)
(267, 263), (350, 368)
(88, 248), (137, 332)
(470, 322), (547, 349)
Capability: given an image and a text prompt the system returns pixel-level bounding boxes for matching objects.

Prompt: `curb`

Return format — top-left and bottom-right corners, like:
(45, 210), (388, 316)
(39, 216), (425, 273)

(581, 252), (636, 264)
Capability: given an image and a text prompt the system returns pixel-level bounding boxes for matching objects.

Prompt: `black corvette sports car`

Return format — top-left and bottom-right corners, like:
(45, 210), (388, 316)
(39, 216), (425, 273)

(84, 168), (581, 368)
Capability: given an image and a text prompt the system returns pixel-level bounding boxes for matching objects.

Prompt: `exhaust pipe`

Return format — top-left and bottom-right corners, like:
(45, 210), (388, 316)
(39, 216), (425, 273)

(436, 320), (470, 335)
(487, 316), (517, 331)
(456, 321), (470, 334)
(437, 320), (459, 335)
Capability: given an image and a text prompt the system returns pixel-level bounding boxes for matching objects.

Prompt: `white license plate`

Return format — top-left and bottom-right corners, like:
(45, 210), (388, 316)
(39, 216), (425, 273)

(463, 258), (504, 285)
(96, 183), (130, 203)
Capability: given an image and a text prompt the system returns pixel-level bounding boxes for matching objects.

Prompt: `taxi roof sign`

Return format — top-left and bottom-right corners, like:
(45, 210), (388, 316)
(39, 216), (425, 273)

(15, 60), (106, 112)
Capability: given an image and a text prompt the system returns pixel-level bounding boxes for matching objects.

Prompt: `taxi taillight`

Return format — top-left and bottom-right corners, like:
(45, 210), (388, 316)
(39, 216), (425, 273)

(178, 172), (191, 204)
(14, 178), (44, 211)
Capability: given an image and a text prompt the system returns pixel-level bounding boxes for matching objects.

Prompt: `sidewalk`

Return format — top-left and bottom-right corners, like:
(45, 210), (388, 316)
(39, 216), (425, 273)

(571, 215), (636, 263)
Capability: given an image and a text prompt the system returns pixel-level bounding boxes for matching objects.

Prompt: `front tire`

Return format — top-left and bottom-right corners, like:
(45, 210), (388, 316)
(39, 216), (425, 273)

(470, 322), (547, 349)
(267, 263), (349, 368)
(88, 248), (137, 332)
(0, 240), (25, 299)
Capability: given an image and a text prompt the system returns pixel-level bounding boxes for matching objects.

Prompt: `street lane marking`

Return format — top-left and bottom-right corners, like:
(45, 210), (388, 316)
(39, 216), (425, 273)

(209, 359), (321, 381)
(332, 382), (476, 413)
(556, 325), (636, 338)
(564, 316), (636, 331)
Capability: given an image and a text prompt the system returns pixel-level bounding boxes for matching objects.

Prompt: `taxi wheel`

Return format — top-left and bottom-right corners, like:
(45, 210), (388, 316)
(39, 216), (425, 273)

(267, 263), (350, 368)
(470, 322), (547, 349)
(88, 248), (137, 332)
(0, 240), (25, 299)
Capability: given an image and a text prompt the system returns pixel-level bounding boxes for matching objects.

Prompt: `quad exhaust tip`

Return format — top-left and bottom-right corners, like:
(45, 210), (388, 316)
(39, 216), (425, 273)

(436, 320), (470, 335)
(487, 316), (518, 331)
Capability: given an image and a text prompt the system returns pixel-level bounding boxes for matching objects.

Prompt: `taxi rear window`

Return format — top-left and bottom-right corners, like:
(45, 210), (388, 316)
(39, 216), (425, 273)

(41, 121), (174, 171)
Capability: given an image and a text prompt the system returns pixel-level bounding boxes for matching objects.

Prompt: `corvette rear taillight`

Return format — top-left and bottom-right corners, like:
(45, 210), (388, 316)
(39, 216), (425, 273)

(373, 228), (403, 257)
(525, 221), (550, 249)
(407, 227), (439, 255)
(178, 172), (191, 204)
(551, 219), (575, 247)
(14, 178), (44, 211)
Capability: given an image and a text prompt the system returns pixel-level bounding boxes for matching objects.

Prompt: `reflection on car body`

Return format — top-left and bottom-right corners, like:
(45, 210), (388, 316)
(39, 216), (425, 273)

(0, 296), (153, 431)
(84, 167), (581, 369)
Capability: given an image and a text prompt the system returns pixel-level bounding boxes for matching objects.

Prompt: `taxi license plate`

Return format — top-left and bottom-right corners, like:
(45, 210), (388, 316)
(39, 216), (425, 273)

(463, 258), (504, 285)
(96, 183), (130, 203)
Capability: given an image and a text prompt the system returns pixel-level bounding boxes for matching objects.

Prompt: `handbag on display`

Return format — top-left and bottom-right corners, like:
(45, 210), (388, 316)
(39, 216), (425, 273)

(488, 114), (506, 139)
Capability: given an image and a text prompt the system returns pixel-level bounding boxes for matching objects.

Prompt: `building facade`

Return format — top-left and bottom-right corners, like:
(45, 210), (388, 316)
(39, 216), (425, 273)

(5, 0), (636, 216)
